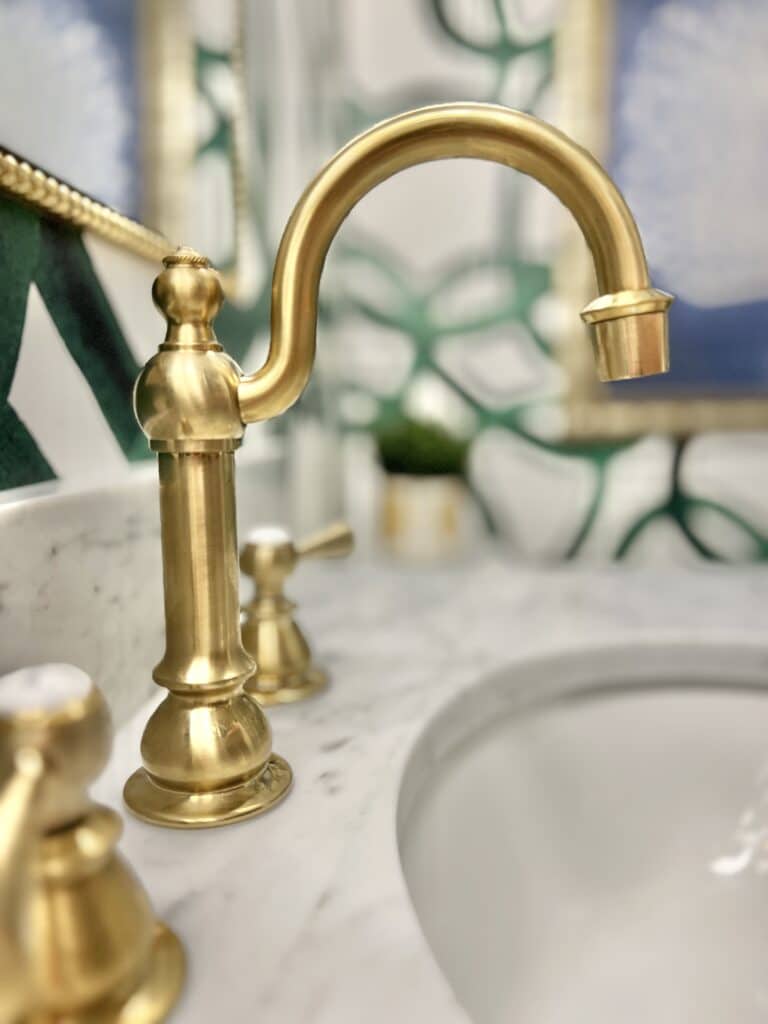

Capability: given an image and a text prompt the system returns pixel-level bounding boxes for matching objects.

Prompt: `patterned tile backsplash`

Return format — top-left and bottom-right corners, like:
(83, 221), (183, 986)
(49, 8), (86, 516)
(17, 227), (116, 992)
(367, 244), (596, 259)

(321, 0), (768, 562)
(0, 0), (767, 566)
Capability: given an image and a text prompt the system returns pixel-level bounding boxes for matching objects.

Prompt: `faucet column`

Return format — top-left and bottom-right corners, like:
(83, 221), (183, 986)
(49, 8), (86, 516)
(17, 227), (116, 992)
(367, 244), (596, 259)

(123, 248), (292, 828)
(155, 450), (245, 691)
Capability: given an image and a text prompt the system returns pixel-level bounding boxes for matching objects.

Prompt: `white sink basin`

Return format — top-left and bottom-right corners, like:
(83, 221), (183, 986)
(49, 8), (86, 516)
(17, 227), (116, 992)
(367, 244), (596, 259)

(397, 643), (768, 1023)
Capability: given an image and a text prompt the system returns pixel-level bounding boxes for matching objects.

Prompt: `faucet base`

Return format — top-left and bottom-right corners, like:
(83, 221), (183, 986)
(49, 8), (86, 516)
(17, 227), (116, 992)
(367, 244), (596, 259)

(107, 922), (185, 1023)
(31, 923), (185, 1024)
(247, 667), (328, 706)
(123, 754), (292, 829)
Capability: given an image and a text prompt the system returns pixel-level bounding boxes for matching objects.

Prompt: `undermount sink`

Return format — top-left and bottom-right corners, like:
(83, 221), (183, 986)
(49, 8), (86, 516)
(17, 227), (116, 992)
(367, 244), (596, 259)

(397, 643), (768, 1023)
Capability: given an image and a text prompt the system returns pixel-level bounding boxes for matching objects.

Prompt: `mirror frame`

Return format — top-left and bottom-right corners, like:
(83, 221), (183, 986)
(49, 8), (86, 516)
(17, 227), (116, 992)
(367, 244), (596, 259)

(557, 0), (768, 441)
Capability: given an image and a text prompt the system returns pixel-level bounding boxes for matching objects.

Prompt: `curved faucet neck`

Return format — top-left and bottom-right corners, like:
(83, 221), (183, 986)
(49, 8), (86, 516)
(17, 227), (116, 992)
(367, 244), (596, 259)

(238, 102), (662, 423)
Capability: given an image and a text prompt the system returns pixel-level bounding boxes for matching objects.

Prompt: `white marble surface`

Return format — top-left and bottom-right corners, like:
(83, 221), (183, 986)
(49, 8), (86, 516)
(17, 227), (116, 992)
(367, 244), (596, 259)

(93, 561), (768, 1023)
(0, 451), (284, 724)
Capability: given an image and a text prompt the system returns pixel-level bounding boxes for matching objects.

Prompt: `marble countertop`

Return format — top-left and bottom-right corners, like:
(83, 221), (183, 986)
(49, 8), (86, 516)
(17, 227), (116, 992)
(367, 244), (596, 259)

(94, 560), (768, 1023)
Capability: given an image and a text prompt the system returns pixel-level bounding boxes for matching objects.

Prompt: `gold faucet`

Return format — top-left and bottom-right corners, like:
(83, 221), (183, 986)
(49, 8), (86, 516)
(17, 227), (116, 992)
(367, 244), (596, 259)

(0, 667), (185, 1022)
(126, 103), (672, 830)
(237, 102), (672, 421)
(0, 745), (43, 1022)
(240, 521), (355, 704)
(123, 249), (294, 830)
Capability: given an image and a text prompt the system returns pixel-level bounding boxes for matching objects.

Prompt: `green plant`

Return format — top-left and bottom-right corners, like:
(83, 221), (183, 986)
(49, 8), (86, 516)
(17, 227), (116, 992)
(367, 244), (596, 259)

(375, 417), (469, 477)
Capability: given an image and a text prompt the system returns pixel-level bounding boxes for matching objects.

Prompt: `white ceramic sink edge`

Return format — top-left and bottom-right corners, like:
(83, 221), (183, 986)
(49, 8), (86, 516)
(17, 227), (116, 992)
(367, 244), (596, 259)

(397, 641), (768, 1024)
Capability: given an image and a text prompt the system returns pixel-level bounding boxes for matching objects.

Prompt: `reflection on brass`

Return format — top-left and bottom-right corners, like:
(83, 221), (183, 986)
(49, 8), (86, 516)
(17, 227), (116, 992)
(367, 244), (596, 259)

(582, 289), (671, 381)
(124, 248), (292, 829)
(0, 746), (42, 1022)
(237, 102), (671, 423)
(0, 670), (184, 1022)
(240, 522), (354, 705)
(126, 103), (666, 819)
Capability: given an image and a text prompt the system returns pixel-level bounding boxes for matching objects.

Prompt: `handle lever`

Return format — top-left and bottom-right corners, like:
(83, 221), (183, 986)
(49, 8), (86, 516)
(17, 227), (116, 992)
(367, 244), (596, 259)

(295, 521), (354, 561)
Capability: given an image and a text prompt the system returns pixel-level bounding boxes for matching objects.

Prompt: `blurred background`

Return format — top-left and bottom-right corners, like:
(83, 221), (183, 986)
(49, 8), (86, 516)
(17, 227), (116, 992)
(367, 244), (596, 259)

(1, 0), (767, 565)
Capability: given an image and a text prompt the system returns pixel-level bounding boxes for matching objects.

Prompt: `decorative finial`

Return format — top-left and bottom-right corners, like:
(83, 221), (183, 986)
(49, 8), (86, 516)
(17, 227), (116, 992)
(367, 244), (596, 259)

(152, 247), (223, 342)
(162, 246), (211, 269)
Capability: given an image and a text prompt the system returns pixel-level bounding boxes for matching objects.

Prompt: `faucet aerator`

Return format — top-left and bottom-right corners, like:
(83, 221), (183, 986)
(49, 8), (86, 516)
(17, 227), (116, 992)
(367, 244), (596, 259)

(581, 286), (674, 383)
(592, 311), (670, 383)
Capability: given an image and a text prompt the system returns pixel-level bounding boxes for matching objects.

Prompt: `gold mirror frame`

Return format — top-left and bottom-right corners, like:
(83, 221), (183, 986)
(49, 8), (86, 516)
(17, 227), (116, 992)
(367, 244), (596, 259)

(0, 0), (251, 301)
(6, 0), (760, 442)
(140, 0), (252, 301)
(557, 0), (768, 440)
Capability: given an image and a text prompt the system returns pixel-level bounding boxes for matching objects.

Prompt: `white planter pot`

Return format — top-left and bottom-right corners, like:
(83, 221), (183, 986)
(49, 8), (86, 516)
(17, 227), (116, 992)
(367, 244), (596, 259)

(380, 474), (471, 561)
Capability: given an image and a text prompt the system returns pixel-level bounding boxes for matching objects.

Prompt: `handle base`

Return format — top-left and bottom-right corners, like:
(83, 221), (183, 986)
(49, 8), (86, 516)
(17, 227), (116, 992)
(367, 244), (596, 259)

(246, 667), (328, 707)
(108, 922), (186, 1024)
(123, 754), (292, 829)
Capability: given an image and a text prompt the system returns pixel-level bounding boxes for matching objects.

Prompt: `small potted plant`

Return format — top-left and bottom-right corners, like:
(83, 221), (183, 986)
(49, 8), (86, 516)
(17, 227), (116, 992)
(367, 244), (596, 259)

(375, 417), (472, 561)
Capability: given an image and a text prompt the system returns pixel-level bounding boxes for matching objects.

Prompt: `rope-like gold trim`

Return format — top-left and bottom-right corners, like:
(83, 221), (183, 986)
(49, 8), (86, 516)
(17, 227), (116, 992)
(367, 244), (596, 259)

(0, 149), (174, 263)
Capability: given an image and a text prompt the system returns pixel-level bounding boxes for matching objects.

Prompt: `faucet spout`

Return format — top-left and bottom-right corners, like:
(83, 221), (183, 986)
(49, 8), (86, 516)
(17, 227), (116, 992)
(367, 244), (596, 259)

(238, 102), (672, 423)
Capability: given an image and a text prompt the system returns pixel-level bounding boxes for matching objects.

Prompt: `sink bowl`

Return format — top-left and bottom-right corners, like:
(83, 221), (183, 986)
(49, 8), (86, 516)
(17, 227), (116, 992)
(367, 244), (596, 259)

(398, 643), (768, 1023)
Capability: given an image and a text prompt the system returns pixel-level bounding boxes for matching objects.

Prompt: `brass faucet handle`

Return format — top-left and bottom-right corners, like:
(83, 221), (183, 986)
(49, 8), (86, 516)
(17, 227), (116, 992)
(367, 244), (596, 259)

(0, 745), (44, 1023)
(240, 525), (297, 590)
(240, 521), (355, 592)
(0, 746), (44, 861)
(0, 665), (186, 1021)
(0, 664), (110, 833)
(240, 522), (353, 706)
(0, 666), (109, 1020)
(0, 745), (45, 876)
(295, 521), (355, 561)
